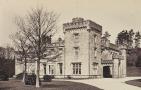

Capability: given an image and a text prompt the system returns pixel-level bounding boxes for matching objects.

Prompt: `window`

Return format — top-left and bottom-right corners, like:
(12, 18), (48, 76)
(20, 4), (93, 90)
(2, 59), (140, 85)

(74, 47), (79, 59)
(49, 65), (54, 75)
(93, 62), (98, 75)
(73, 33), (79, 43)
(49, 65), (51, 74)
(59, 48), (63, 55)
(72, 63), (81, 74)
(58, 63), (63, 74)
(58, 54), (62, 61)
(93, 63), (98, 69)
(93, 34), (97, 44)
(94, 48), (97, 58)
(74, 33), (79, 39)
(59, 48), (63, 51)
(43, 63), (46, 75)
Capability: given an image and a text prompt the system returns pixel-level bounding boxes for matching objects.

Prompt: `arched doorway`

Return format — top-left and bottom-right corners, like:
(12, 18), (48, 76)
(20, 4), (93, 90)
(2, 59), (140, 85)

(103, 66), (112, 78)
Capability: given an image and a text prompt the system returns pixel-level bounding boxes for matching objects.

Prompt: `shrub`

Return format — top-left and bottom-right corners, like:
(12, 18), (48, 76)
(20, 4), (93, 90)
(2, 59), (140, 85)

(43, 75), (54, 82)
(67, 75), (72, 79)
(0, 70), (9, 81)
(25, 74), (36, 85)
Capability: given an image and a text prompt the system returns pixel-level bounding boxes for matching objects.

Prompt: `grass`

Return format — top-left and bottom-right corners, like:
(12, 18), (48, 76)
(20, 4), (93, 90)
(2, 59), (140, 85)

(125, 79), (141, 87)
(0, 79), (102, 90)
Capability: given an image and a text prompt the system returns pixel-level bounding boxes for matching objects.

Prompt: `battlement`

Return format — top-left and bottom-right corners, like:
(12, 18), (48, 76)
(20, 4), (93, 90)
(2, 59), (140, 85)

(112, 54), (124, 60)
(63, 17), (102, 32)
(72, 17), (84, 23)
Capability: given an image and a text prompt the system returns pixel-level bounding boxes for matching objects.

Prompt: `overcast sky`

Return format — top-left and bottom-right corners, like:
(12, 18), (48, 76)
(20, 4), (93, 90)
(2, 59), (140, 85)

(0, 0), (141, 46)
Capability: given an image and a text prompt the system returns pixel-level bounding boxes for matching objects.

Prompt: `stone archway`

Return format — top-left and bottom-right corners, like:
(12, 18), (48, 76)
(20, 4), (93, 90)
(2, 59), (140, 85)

(103, 66), (112, 78)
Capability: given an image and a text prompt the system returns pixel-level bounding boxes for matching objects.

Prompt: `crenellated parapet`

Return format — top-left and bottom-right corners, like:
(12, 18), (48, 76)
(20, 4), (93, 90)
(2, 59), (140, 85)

(112, 54), (124, 60)
(63, 17), (102, 33)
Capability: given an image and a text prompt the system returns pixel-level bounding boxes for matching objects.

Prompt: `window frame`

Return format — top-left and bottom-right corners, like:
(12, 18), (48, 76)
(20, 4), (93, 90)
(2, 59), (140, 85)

(72, 63), (81, 75)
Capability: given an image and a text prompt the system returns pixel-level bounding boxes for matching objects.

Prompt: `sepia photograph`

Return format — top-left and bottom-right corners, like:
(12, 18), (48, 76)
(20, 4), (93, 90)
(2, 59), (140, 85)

(0, 0), (141, 90)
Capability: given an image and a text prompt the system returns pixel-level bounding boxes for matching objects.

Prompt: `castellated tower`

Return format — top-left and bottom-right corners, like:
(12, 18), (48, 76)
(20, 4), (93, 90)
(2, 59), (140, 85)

(63, 17), (102, 78)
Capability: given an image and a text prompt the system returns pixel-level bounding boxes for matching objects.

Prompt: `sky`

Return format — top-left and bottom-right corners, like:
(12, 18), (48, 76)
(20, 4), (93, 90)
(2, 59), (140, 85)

(0, 0), (141, 47)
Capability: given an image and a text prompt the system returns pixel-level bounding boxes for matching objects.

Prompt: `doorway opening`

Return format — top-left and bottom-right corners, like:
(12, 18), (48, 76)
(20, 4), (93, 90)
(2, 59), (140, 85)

(103, 66), (112, 78)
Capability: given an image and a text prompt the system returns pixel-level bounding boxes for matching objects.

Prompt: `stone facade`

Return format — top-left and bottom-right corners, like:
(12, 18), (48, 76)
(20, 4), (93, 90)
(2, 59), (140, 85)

(63, 18), (102, 78)
(15, 18), (127, 79)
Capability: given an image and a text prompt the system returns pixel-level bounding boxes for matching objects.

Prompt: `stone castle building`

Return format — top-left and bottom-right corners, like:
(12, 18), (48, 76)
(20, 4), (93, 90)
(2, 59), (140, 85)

(15, 18), (127, 78)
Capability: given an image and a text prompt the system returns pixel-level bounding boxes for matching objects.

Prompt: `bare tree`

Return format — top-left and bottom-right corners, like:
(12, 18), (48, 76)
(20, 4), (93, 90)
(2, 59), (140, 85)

(10, 31), (30, 82)
(14, 7), (58, 87)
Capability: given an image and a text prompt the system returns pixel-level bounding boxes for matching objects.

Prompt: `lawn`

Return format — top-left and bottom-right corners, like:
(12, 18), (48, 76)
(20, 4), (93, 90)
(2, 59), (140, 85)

(0, 79), (102, 90)
(125, 79), (141, 87)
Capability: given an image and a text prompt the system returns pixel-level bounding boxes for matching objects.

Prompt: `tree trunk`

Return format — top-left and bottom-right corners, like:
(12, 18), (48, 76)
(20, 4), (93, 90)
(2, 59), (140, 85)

(23, 58), (27, 82)
(36, 59), (40, 87)
(36, 15), (41, 87)
(22, 71), (26, 82)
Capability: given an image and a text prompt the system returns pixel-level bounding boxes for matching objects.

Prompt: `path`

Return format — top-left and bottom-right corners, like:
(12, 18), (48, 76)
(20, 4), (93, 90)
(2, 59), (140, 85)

(63, 77), (141, 90)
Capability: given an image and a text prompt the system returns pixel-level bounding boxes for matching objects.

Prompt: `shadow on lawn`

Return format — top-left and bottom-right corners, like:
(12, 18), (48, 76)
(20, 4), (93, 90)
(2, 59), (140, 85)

(41, 81), (73, 88)
(0, 80), (102, 90)
(42, 84), (67, 88)
(0, 87), (14, 90)
(42, 81), (102, 90)
(125, 79), (141, 87)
